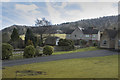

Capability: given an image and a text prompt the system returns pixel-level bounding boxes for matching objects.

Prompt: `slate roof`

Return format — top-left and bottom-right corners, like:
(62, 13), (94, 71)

(105, 29), (117, 39)
(82, 27), (99, 34)
(64, 29), (74, 34)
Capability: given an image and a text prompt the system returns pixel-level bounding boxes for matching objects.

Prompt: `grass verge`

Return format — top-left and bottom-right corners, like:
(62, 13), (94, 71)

(53, 47), (99, 55)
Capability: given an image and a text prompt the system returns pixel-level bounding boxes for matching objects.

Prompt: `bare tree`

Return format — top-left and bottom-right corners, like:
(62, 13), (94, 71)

(35, 18), (52, 27)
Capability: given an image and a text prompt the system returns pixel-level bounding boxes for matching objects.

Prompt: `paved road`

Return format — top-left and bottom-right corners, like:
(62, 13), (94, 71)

(2, 50), (119, 67)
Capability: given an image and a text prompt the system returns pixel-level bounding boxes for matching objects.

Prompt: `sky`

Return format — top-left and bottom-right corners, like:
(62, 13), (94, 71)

(0, 0), (119, 30)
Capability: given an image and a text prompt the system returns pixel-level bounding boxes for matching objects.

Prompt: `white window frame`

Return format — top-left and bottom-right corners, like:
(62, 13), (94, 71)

(85, 35), (89, 37)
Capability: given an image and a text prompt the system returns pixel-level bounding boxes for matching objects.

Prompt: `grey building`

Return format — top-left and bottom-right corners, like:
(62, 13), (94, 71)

(66, 27), (100, 41)
(100, 29), (117, 49)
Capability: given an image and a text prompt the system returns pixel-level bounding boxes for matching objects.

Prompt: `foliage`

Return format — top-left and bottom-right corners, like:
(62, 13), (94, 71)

(9, 38), (24, 49)
(58, 39), (74, 51)
(35, 48), (42, 57)
(25, 28), (37, 47)
(80, 40), (87, 46)
(35, 18), (51, 26)
(9, 28), (24, 49)
(58, 39), (74, 46)
(2, 32), (11, 43)
(26, 40), (33, 46)
(2, 43), (13, 60)
(11, 28), (20, 41)
(43, 45), (54, 55)
(24, 45), (35, 58)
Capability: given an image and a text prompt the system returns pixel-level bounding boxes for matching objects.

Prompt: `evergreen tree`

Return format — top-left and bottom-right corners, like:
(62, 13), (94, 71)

(25, 28), (37, 47)
(11, 28), (19, 41)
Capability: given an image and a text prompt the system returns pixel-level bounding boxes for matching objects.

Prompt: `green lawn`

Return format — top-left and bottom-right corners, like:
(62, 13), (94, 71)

(53, 47), (99, 55)
(2, 55), (118, 78)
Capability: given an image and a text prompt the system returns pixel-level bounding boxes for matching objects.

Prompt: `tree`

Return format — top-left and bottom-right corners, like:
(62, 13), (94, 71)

(35, 18), (51, 27)
(11, 28), (19, 41)
(26, 40), (33, 46)
(2, 32), (11, 43)
(9, 28), (23, 49)
(25, 28), (37, 47)
(2, 43), (13, 60)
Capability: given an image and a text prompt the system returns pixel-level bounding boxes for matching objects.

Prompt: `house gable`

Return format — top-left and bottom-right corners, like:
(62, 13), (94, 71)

(70, 27), (84, 40)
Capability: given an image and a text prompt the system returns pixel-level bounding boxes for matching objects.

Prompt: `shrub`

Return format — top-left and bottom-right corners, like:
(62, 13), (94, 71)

(24, 45), (35, 58)
(58, 39), (74, 46)
(80, 40), (87, 46)
(43, 45), (54, 55)
(58, 39), (74, 51)
(35, 48), (42, 57)
(2, 43), (13, 60)
(26, 40), (33, 46)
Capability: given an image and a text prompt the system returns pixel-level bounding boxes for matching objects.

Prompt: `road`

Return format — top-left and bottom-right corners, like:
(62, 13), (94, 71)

(2, 50), (119, 67)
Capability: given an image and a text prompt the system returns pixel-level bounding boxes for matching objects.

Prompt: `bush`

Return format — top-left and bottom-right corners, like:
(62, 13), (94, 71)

(2, 43), (13, 60)
(26, 40), (33, 46)
(58, 39), (74, 46)
(58, 39), (74, 51)
(43, 45), (54, 55)
(35, 48), (42, 57)
(24, 45), (35, 58)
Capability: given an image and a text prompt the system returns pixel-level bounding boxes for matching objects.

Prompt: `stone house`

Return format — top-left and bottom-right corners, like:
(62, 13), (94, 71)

(115, 30), (120, 50)
(66, 27), (100, 41)
(100, 29), (117, 49)
(66, 27), (100, 45)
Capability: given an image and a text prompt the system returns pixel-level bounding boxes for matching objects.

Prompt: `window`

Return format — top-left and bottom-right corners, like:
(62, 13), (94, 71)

(75, 35), (77, 37)
(80, 35), (82, 37)
(93, 35), (96, 37)
(103, 40), (107, 45)
(118, 40), (120, 47)
(85, 35), (89, 37)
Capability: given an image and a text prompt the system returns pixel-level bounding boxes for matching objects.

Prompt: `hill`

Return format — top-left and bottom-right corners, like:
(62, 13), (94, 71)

(1, 15), (118, 35)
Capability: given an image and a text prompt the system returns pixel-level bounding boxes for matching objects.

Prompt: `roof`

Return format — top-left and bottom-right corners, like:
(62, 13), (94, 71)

(82, 28), (99, 34)
(64, 29), (74, 34)
(105, 29), (117, 39)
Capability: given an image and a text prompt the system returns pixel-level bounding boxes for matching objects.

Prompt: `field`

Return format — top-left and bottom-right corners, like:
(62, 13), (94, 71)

(19, 34), (66, 40)
(2, 55), (118, 78)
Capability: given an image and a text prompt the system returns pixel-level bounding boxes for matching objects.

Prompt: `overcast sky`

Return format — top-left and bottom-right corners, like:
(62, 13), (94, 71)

(0, 0), (119, 30)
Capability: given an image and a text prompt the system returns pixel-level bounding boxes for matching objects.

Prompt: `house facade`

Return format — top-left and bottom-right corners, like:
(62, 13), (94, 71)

(66, 27), (100, 46)
(100, 29), (117, 49)
(66, 27), (100, 41)
(115, 30), (120, 50)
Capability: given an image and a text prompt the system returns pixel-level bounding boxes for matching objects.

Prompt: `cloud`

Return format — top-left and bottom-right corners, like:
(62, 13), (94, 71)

(15, 4), (39, 13)
(1, 0), (11, 2)
(14, 4), (42, 25)
(47, 2), (118, 24)
(46, 2), (66, 24)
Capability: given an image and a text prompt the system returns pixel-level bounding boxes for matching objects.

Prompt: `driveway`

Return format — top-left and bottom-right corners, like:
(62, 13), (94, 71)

(2, 50), (119, 67)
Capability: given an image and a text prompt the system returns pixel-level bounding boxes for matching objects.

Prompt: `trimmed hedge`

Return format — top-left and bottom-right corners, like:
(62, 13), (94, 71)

(2, 43), (13, 60)
(43, 45), (54, 55)
(24, 45), (35, 58)
(58, 39), (74, 51)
